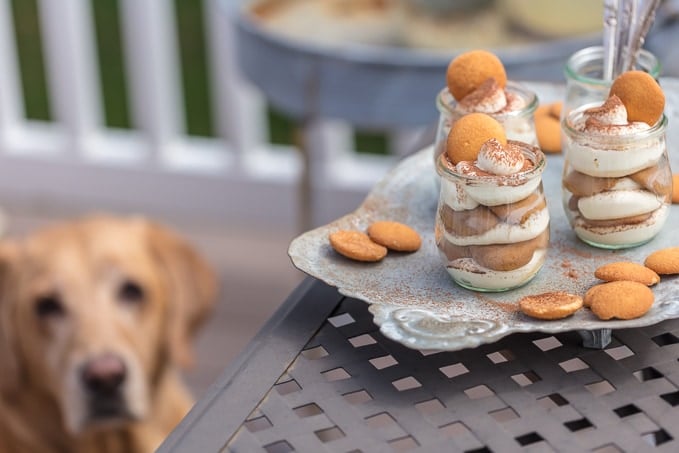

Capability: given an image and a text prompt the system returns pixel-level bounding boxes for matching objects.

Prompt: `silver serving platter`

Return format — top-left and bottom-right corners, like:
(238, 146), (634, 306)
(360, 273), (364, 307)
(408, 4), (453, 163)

(288, 80), (679, 351)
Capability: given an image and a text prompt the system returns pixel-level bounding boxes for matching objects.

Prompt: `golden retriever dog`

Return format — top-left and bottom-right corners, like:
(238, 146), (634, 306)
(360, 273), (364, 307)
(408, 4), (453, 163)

(0, 216), (217, 452)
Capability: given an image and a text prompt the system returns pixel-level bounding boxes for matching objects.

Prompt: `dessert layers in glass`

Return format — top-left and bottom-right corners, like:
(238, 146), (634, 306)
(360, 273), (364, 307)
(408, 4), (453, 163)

(436, 141), (549, 292)
(562, 103), (671, 249)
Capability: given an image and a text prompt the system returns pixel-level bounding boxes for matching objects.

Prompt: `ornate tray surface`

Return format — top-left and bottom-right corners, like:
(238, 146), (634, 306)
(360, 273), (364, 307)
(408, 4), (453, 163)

(288, 80), (679, 351)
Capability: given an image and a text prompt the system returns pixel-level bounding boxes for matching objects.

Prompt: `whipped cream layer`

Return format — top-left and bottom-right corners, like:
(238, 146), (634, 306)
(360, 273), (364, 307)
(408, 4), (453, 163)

(477, 140), (525, 175)
(566, 140), (664, 178)
(566, 97), (665, 178)
(464, 175), (542, 206)
(441, 173), (541, 211)
(456, 79), (508, 115)
(440, 178), (480, 211)
(445, 249), (546, 291)
(611, 177), (643, 191)
(443, 208), (549, 246)
(573, 205), (669, 247)
(581, 95), (627, 125)
(442, 143), (543, 207)
(578, 189), (663, 220)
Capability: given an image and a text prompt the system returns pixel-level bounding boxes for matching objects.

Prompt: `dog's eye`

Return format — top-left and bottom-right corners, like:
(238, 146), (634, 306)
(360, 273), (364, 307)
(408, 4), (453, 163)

(35, 294), (66, 318)
(118, 280), (145, 303)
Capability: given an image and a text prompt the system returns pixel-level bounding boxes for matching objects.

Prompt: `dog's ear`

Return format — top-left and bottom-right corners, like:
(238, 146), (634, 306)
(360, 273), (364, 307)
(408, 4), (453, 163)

(146, 221), (218, 369)
(0, 241), (21, 394)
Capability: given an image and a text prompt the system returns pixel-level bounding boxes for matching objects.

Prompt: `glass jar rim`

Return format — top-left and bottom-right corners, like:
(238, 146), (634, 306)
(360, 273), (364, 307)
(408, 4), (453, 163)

(435, 81), (538, 120)
(564, 45), (661, 87)
(436, 140), (546, 183)
(562, 102), (668, 144)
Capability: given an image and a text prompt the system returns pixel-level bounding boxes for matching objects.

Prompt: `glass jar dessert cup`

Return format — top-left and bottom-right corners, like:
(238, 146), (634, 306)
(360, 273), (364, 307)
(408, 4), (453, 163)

(562, 46), (660, 120)
(433, 81), (539, 166)
(435, 142), (549, 292)
(561, 106), (671, 249)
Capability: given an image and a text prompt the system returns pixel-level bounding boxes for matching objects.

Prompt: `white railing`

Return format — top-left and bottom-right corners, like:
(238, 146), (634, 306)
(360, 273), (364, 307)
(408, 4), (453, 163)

(0, 0), (424, 233)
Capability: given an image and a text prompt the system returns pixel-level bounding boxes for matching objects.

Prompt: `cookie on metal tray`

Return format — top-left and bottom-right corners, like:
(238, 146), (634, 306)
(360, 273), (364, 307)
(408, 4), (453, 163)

(584, 281), (654, 320)
(594, 262), (660, 286)
(644, 247), (679, 275)
(329, 230), (387, 262)
(367, 221), (421, 253)
(518, 291), (583, 320)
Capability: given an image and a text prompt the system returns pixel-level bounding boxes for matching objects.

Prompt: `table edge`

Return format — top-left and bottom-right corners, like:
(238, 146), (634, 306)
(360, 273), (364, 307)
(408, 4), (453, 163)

(158, 277), (344, 452)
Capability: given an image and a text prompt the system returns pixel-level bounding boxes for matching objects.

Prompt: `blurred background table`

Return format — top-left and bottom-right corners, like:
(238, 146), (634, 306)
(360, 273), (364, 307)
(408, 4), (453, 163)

(236, 0), (605, 126)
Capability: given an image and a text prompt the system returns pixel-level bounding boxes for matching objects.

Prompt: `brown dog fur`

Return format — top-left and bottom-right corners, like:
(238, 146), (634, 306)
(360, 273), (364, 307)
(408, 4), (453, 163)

(0, 215), (217, 452)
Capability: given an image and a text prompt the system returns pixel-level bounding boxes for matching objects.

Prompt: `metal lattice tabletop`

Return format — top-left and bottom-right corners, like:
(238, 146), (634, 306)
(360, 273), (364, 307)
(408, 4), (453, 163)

(161, 278), (679, 453)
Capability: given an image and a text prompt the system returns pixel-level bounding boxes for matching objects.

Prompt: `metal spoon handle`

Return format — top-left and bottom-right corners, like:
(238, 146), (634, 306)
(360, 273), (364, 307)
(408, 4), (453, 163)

(603, 0), (620, 80)
(627, 0), (662, 70)
(603, 0), (661, 79)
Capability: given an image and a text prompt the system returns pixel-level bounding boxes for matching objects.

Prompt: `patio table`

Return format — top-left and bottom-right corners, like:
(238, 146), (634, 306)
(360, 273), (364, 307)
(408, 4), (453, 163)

(160, 276), (679, 452)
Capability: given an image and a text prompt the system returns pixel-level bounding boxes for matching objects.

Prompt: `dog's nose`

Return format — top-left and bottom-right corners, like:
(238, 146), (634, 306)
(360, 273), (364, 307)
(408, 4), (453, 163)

(81, 353), (127, 395)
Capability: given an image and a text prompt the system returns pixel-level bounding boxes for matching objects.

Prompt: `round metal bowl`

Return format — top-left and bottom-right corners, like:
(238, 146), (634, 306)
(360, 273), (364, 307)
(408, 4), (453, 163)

(231, 1), (600, 128)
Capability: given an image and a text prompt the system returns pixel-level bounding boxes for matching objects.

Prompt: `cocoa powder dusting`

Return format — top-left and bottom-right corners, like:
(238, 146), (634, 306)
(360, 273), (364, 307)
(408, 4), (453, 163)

(561, 259), (579, 280)
(474, 293), (519, 314)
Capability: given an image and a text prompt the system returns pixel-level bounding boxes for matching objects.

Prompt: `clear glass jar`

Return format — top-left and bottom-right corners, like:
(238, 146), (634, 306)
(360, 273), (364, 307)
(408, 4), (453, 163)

(561, 105), (671, 249)
(435, 142), (549, 292)
(562, 46), (661, 120)
(433, 81), (539, 166)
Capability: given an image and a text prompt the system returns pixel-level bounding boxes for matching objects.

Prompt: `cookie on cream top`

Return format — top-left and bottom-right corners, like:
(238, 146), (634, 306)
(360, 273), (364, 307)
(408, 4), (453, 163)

(446, 113), (507, 164)
(446, 50), (507, 102)
(609, 70), (665, 126)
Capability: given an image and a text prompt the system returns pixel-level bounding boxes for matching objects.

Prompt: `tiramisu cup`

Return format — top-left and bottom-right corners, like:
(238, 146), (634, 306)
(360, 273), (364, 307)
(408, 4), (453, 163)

(434, 81), (539, 165)
(434, 50), (539, 169)
(561, 98), (671, 249)
(436, 138), (549, 292)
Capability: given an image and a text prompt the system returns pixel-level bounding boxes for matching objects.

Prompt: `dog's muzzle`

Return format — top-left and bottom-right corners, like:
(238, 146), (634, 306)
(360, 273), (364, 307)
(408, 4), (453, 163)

(80, 353), (131, 422)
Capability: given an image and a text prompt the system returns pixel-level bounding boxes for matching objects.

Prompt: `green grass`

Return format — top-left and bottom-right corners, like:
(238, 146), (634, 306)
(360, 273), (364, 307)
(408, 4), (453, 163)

(174, 0), (214, 137)
(9, 0), (387, 153)
(267, 107), (295, 146)
(92, 0), (130, 128)
(11, 0), (51, 120)
(355, 130), (388, 155)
